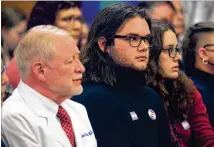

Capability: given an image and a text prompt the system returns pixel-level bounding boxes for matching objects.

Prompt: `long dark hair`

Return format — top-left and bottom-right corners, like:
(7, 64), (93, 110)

(182, 22), (214, 76)
(146, 20), (195, 121)
(27, 1), (82, 30)
(82, 3), (151, 86)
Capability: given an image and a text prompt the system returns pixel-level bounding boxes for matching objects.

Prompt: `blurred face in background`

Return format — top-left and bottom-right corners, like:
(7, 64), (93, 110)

(2, 20), (27, 52)
(150, 3), (175, 23)
(55, 7), (83, 44)
(80, 23), (89, 51)
(171, 1), (185, 35)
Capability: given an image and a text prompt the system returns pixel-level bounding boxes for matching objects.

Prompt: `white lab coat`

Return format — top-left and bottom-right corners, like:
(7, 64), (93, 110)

(2, 81), (97, 147)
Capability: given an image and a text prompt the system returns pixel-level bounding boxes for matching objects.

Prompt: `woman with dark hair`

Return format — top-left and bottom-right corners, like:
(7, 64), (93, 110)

(27, 1), (83, 44)
(1, 7), (27, 64)
(146, 20), (214, 147)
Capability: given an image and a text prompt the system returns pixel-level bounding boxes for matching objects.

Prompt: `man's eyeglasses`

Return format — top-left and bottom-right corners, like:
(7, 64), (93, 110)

(204, 44), (214, 52)
(162, 46), (181, 58)
(113, 35), (155, 48)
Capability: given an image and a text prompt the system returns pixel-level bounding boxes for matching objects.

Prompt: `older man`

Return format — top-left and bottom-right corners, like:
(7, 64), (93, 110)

(1, 25), (97, 147)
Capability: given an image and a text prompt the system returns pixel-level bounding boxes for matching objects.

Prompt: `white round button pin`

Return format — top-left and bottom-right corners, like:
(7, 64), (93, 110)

(148, 109), (156, 120)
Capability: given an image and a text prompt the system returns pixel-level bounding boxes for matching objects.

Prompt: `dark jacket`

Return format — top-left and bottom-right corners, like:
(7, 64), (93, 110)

(190, 68), (214, 127)
(73, 68), (173, 147)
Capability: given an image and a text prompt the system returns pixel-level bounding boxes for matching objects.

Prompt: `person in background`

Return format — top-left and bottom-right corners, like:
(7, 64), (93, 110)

(1, 55), (8, 147)
(27, 1), (84, 45)
(182, 22), (214, 128)
(146, 20), (214, 147)
(5, 57), (20, 89)
(79, 22), (89, 52)
(1, 7), (27, 64)
(73, 4), (173, 147)
(171, 1), (186, 42)
(2, 25), (97, 147)
(1, 55), (9, 104)
(137, 1), (175, 23)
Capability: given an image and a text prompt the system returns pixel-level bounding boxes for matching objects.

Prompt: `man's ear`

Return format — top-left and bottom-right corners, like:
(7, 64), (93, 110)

(98, 36), (107, 52)
(31, 60), (47, 82)
(198, 47), (208, 60)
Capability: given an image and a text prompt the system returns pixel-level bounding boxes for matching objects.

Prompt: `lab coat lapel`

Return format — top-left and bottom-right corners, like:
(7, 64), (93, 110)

(70, 110), (83, 147)
(47, 117), (71, 147)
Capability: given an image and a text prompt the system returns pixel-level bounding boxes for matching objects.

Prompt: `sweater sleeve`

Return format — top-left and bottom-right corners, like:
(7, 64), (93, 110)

(188, 89), (214, 147)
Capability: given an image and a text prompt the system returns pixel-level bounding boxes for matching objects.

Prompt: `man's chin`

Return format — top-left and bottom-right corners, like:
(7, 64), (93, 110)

(71, 86), (83, 97)
(133, 64), (147, 71)
(175, 26), (185, 35)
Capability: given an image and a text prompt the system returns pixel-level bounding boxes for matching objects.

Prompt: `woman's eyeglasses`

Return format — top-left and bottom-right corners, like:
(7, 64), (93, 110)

(162, 46), (181, 58)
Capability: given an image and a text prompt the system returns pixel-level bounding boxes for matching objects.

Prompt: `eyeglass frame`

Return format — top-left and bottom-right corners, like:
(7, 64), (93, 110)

(162, 46), (182, 58)
(203, 44), (214, 52)
(113, 34), (155, 48)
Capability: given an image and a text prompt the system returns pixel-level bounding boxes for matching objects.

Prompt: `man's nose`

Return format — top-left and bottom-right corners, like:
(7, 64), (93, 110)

(75, 59), (85, 73)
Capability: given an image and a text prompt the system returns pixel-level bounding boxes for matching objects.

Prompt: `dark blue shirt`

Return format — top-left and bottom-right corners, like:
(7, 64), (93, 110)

(190, 68), (214, 127)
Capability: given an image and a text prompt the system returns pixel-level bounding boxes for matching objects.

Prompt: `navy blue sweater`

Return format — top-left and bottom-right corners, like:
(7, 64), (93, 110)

(73, 72), (173, 147)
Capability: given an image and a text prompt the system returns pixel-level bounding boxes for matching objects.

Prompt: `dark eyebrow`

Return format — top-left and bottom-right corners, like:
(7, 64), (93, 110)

(163, 44), (178, 49)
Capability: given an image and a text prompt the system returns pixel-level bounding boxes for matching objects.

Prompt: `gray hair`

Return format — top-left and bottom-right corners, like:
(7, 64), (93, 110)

(14, 25), (69, 80)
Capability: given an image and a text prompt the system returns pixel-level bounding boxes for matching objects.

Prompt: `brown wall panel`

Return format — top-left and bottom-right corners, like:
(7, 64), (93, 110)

(2, 1), (36, 17)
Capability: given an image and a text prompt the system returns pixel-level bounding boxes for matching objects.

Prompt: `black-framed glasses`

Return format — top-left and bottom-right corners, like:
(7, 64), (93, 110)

(204, 44), (214, 52)
(162, 46), (181, 58)
(113, 35), (155, 48)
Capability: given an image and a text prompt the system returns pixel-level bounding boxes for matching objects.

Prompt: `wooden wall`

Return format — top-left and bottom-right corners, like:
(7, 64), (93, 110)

(2, 1), (36, 17)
